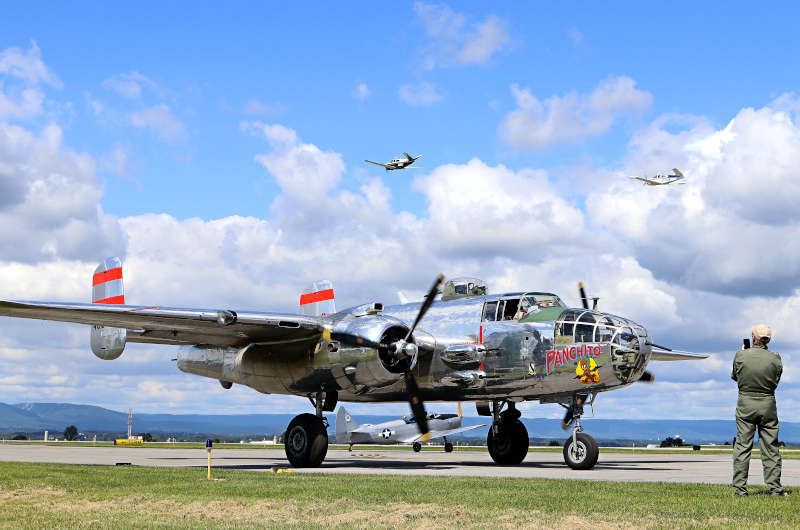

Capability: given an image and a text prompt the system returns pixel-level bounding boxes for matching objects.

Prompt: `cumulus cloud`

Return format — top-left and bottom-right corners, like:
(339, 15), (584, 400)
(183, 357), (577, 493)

(130, 104), (186, 142)
(415, 159), (586, 258)
(0, 122), (126, 263)
(414, 2), (512, 68)
(499, 75), (653, 150)
(589, 96), (800, 297)
(398, 81), (443, 106)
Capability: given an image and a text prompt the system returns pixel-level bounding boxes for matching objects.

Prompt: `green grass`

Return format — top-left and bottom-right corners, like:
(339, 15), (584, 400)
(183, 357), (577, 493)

(0, 461), (796, 529)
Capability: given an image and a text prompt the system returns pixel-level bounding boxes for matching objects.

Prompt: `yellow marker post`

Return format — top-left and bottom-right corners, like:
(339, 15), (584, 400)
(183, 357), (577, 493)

(206, 439), (213, 479)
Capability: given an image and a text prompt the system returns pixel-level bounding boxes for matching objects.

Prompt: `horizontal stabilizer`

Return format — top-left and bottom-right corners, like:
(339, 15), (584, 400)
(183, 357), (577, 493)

(406, 422), (488, 443)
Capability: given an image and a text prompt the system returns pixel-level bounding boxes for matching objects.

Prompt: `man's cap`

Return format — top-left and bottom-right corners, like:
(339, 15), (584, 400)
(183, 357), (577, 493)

(751, 324), (771, 341)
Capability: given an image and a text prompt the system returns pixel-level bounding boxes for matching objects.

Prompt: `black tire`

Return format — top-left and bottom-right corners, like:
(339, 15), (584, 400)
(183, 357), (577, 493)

(413, 442), (422, 452)
(284, 413), (328, 468)
(487, 420), (529, 465)
(444, 442), (453, 453)
(563, 432), (598, 470)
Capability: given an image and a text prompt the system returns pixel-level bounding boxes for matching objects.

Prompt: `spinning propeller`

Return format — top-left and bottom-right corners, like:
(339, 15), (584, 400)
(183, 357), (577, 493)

(326, 274), (445, 441)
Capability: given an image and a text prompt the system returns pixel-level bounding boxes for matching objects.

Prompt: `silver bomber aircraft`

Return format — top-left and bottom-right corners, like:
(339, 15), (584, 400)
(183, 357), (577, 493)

(334, 406), (487, 452)
(0, 259), (707, 470)
(365, 152), (423, 170)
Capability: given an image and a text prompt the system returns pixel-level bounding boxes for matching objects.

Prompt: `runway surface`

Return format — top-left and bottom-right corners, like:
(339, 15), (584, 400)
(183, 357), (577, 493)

(1, 445), (798, 486)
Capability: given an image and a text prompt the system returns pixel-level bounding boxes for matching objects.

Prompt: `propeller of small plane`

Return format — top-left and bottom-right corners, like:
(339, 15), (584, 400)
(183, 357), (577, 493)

(326, 273), (445, 441)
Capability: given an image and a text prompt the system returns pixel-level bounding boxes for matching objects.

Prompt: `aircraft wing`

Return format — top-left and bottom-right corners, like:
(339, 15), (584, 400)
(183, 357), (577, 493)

(401, 423), (488, 443)
(650, 349), (708, 361)
(629, 176), (651, 183)
(0, 299), (326, 351)
(365, 160), (390, 168)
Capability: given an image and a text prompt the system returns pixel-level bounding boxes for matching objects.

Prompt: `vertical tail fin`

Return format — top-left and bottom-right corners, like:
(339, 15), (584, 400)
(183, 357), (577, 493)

(300, 280), (335, 316)
(90, 257), (126, 360)
(672, 168), (684, 178)
(335, 407), (359, 443)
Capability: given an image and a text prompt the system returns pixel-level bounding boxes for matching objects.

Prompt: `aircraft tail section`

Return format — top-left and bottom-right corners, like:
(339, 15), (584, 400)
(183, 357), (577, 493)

(672, 168), (684, 178)
(403, 152), (413, 161)
(300, 280), (335, 316)
(90, 257), (127, 360)
(335, 407), (360, 443)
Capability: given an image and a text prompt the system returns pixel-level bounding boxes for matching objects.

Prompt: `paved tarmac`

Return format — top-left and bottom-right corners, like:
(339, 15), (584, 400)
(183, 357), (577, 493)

(1, 444), (798, 486)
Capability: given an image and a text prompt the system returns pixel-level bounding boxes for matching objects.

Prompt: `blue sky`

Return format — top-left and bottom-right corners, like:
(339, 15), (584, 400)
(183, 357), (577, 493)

(2, 2), (800, 425)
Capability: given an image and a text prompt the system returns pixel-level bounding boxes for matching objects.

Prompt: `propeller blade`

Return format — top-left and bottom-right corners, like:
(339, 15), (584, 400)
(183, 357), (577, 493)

(403, 360), (429, 439)
(638, 371), (655, 383)
(404, 274), (445, 342)
(578, 282), (589, 310)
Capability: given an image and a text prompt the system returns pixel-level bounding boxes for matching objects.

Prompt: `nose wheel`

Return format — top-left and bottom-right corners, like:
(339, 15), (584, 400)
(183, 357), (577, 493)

(561, 394), (598, 470)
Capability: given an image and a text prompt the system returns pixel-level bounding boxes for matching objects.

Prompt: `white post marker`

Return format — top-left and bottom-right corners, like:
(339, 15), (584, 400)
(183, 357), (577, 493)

(206, 439), (213, 479)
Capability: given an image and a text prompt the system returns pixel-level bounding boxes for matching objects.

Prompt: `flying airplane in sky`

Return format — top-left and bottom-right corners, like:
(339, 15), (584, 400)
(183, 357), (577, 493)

(365, 152), (423, 170)
(334, 405), (487, 452)
(0, 259), (706, 470)
(629, 168), (686, 186)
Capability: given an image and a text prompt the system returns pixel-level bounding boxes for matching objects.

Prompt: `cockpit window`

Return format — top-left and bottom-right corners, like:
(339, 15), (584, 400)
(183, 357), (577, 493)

(575, 312), (596, 343)
(482, 301), (498, 322)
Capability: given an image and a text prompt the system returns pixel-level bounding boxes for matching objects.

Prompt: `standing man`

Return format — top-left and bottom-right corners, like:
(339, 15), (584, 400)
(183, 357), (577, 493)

(731, 324), (787, 497)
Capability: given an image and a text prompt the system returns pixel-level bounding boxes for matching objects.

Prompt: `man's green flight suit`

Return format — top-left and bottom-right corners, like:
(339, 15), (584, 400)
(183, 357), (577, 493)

(731, 344), (784, 496)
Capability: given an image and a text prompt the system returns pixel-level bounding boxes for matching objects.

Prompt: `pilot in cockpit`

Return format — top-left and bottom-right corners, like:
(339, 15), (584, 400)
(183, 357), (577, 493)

(514, 300), (531, 320)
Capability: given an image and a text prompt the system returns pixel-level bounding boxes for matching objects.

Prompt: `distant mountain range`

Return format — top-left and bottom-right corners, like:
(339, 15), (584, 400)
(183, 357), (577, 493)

(2, 402), (799, 443)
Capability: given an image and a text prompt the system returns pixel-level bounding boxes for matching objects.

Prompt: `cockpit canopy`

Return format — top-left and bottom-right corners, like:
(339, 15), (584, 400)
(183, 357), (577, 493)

(441, 277), (488, 301)
(481, 292), (568, 322)
(554, 309), (649, 346)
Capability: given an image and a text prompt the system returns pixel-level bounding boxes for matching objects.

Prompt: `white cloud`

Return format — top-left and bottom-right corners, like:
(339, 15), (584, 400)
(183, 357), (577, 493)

(0, 41), (61, 87)
(414, 2), (512, 68)
(352, 82), (370, 101)
(0, 42), (61, 119)
(130, 104), (186, 142)
(101, 71), (158, 99)
(0, 121), (126, 263)
(398, 81), (443, 106)
(499, 75), (653, 150)
(415, 158), (586, 257)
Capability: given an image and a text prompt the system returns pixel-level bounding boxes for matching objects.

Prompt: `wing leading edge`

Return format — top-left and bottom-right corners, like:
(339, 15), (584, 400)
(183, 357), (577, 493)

(0, 299), (326, 350)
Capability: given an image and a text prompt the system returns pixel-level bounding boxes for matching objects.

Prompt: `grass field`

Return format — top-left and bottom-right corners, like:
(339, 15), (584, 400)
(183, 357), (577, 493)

(0, 461), (796, 529)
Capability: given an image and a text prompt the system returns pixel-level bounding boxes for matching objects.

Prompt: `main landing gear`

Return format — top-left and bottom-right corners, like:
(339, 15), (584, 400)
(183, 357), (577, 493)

(561, 394), (598, 470)
(413, 439), (453, 452)
(487, 401), (529, 465)
(284, 391), (336, 468)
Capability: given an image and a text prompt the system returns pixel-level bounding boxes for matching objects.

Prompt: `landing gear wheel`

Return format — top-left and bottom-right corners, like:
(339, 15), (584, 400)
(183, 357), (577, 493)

(413, 442), (422, 452)
(563, 432), (598, 470)
(284, 413), (328, 468)
(487, 420), (529, 465)
(444, 442), (453, 453)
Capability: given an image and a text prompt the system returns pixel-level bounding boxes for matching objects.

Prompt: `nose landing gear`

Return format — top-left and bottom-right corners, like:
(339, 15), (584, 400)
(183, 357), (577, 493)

(561, 394), (598, 470)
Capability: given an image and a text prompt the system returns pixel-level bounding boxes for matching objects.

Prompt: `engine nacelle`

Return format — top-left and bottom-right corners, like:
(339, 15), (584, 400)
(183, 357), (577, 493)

(91, 325), (126, 360)
(328, 315), (413, 393)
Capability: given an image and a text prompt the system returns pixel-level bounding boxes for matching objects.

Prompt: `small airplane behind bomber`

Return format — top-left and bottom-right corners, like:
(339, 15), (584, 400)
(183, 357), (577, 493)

(0, 260), (707, 470)
(334, 405), (487, 452)
(630, 168), (686, 186)
(365, 152), (423, 170)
